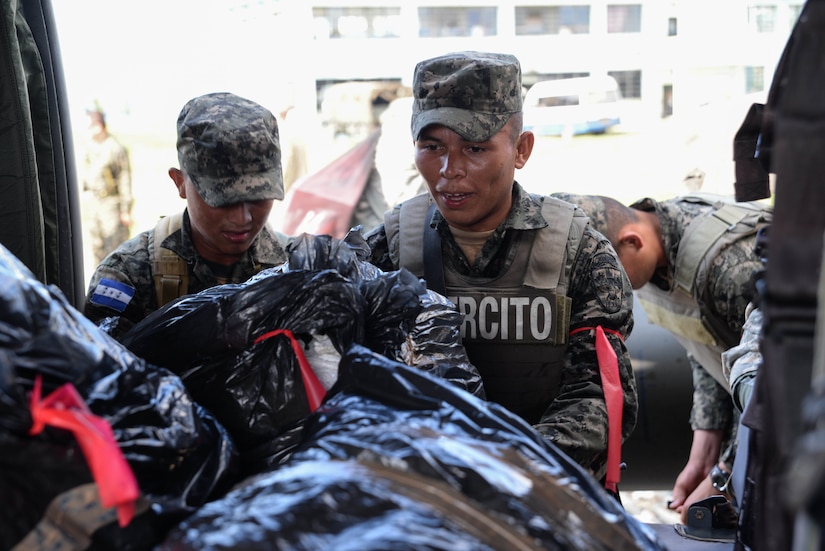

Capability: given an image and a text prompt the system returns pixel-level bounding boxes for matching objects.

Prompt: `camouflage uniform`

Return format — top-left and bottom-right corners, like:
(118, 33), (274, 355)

(363, 51), (638, 480)
(84, 92), (288, 338)
(366, 183), (638, 479)
(722, 304), (762, 414)
(553, 193), (762, 437)
(84, 213), (288, 334)
(631, 197), (760, 435)
(81, 132), (133, 265)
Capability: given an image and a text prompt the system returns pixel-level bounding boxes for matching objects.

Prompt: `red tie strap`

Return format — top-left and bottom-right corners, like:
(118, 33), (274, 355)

(28, 375), (140, 527)
(569, 325), (624, 494)
(254, 328), (327, 411)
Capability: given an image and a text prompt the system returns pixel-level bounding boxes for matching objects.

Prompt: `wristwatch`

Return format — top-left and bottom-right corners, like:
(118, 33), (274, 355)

(710, 463), (732, 493)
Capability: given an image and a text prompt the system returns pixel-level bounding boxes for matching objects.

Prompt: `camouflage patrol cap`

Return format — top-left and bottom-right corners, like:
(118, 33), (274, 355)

(411, 51), (522, 142)
(177, 92), (283, 208)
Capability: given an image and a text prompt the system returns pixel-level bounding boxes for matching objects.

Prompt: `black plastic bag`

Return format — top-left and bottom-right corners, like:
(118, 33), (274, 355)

(0, 244), (238, 550)
(121, 233), (483, 474)
(120, 267), (368, 473)
(160, 344), (665, 551)
(285, 231), (484, 397)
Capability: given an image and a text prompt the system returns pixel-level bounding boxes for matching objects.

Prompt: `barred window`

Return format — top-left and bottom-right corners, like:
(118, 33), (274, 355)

(515, 5), (590, 35)
(745, 66), (765, 93)
(609, 70), (641, 98)
(418, 6), (498, 37)
(313, 7), (402, 39)
(747, 5), (777, 33)
(789, 4), (804, 26)
(607, 4), (641, 33)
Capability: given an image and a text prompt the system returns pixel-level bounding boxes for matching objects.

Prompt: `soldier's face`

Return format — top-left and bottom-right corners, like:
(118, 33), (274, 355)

(414, 120), (534, 232)
(86, 116), (104, 140)
(172, 169), (274, 265)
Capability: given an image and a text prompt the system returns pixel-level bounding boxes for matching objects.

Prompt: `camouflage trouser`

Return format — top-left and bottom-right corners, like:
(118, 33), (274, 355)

(82, 195), (129, 265)
(13, 483), (149, 551)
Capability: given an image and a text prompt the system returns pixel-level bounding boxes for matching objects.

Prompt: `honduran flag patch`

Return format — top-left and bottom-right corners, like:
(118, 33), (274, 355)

(90, 278), (135, 313)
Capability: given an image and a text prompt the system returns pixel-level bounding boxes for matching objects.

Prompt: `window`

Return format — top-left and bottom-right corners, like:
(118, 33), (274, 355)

(668, 17), (677, 36)
(662, 84), (673, 117)
(313, 7), (402, 39)
(607, 4), (641, 33)
(515, 6), (590, 35)
(418, 7), (498, 37)
(745, 66), (765, 93)
(609, 70), (641, 98)
(748, 5), (778, 33)
(789, 4), (804, 27)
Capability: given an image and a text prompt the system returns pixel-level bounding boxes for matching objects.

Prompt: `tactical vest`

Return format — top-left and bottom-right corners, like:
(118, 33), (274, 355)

(149, 212), (189, 308)
(636, 193), (772, 389)
(386, 194), (587, 423)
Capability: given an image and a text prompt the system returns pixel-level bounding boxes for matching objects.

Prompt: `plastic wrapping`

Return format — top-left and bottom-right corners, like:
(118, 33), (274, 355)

(285, 230), (485, 397)
(120, 267), (369, 473)
(121, 232), (484, 473)
(160, 344), (666, 551)
(0, 244), (237, 550)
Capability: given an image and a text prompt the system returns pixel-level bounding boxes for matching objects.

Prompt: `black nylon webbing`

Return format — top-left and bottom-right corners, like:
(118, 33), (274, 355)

(422, 203), (447, 296)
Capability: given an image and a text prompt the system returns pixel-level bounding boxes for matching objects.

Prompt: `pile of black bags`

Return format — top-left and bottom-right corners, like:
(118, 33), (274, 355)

(0, 244), (237, 550)
(0, 232), (664, 550)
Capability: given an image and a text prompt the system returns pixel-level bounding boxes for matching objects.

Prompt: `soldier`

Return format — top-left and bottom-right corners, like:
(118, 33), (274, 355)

(84, 92), (290, 339)
(551, 192), (771, 522)
(364, 51), (639, 486)
(81, 107), (134, 265)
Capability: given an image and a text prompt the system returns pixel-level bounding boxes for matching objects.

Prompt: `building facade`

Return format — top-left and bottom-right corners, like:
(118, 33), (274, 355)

(288, 0), (801, 123)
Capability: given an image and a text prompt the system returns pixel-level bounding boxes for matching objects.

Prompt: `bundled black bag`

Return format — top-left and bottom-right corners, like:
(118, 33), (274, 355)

(159, 344), (666, 551)
(285, 231), (484, 397)
(121, 232), (484, 475)
(0, 244), (238, 550)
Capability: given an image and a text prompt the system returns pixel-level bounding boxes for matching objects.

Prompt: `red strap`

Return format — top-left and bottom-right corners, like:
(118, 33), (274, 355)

(570, 326), (623, 493)
(594, 326), (623, 493)
(28, 376), (139, 527)
(254, 329), (327, 411)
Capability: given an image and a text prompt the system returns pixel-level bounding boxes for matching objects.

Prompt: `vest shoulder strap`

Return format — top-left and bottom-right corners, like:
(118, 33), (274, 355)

(525, 195), (588, 294)
(674, 193), (773, 296)
(423, 202), (447, 296)
(396, 193), (431, 276)
(149, 212), (188, 307)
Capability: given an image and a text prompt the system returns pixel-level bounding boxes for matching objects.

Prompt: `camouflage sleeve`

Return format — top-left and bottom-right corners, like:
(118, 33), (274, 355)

(706, 237), (762, 338)
(688, 354), (733, 431)
(723, 305), (762, 413)
(83, 232), (156, 333)
(533, 226), (638, 480)
(364, 223), (396, 272)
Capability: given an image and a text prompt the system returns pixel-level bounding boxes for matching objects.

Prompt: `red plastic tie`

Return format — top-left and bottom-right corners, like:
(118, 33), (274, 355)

(594, 326), (623, 494)
(28, 375), (140, 527)
(254, 328), (327, 411)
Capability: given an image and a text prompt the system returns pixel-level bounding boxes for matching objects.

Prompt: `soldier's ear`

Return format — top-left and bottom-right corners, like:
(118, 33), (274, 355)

(514, 130), (534, 168)
(169, 168), (186, 199)
(616, 228), (644, 253)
